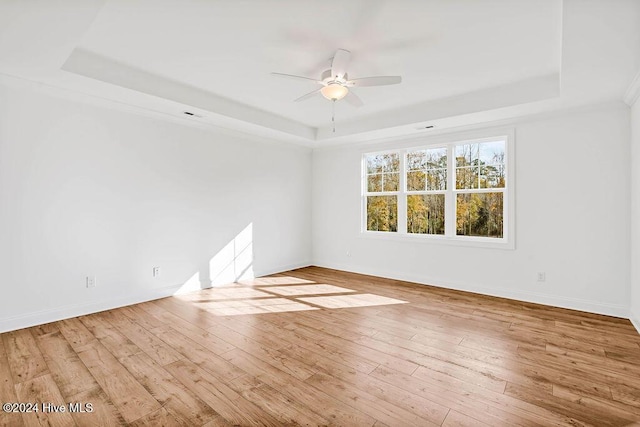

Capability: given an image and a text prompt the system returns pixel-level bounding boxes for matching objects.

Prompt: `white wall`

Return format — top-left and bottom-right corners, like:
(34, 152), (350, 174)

(631, 100), (640, 330)
(312, 104), (631, 317)
(0, 82), (312, 332)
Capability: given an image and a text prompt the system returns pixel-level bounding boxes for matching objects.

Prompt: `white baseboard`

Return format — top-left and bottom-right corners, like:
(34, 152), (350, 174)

(312, 260), (629, 319)
(4, 260), (629, 333)
(0, 284), (182, 334)
(0, 261), (313, 333)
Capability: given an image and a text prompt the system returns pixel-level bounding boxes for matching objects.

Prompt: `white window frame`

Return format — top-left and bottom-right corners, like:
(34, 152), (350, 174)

(362, 149), (402, 233)
(361, 130), (515, 250)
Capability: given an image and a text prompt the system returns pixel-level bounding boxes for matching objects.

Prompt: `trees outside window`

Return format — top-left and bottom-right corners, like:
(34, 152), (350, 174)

(364, 153), (399, 232)
(406, 147), (446, 235)
(455, 141), (505, 238)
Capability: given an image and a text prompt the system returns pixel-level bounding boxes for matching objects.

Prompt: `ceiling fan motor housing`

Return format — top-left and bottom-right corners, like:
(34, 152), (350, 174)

(321, 69), (347, 84)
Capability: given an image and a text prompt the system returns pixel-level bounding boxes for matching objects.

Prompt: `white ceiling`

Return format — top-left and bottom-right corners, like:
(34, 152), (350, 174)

(1, 0), (639, 145)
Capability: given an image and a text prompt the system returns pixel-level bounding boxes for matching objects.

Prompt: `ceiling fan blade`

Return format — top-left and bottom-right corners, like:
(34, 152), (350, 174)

(345, 90), (364, 108)
(271, 72), (322, 84)
(331, 49), (351, 80)
(346, 76), (402, 87)
(294, 89), (321, 102)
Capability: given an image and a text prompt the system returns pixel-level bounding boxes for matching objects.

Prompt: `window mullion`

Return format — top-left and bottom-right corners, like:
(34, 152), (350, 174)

(398, 150), (407, 234)
(445, 144), (456, 237)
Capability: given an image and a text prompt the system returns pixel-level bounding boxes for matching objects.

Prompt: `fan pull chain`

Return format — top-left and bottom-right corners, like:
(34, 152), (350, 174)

(332, 99), (336, 133)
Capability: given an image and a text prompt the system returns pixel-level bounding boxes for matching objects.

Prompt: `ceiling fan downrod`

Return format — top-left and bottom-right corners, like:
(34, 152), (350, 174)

(332, 99), (336, 133)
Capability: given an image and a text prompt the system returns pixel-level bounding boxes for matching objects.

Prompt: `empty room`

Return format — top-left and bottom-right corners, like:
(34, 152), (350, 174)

(2, 0), (640, 426)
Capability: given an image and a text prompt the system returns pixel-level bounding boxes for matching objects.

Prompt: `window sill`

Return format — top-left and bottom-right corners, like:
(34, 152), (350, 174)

(358, 231), (515, 250)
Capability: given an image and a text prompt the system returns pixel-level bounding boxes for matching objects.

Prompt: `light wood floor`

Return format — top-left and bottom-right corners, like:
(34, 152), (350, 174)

(2, 267), (640, 426)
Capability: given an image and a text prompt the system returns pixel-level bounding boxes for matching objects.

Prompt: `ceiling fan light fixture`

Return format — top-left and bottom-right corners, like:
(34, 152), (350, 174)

(320, 83), (348, 101)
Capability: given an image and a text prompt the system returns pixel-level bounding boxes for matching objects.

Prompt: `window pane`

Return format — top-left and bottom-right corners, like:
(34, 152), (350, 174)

(427, 169), (447, 191)
(407, 151), (426, 171)
(456, 167), (478, 189)
(367, 196), (398, 232)
(407, 171), (425, 191)
(366, 155), (383, 174)
(407, 194), (445, 235)
(455, 143), (478, 167)
(479, 140), (506, 188)
(407, 148), (447, 191)
(366, 153), (399, 177)
(382, 153), (400, 173)
(383, 172), (399, 191)
(426, 147), (447, 168)
(480, 164), (505, 188)
(479, 141), (505, 165)
(456, 193), (504, 238)
(367, 174), (382, 192)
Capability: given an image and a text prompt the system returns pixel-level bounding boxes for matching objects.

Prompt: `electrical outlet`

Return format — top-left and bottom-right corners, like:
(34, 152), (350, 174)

(152, 266), (161, 278)
(86, 276), (96, 288)
(537, 272), (546, 282)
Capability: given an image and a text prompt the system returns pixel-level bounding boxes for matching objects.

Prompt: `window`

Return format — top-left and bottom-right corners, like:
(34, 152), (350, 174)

(364, 153), (399, 232)
(406, 147), (447, 235)
(455, 141), (505, 238)
(362, 134), (513, 247)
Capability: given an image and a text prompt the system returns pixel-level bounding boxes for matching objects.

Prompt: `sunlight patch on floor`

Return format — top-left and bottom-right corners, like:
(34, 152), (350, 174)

(241, 277), (315, 286)
(297, 294), (408, 309)
(261, 284), (356, 296)
(176, 288), (274, 301)
(176, 275), (410, 316)
(199, 298), (318, 316)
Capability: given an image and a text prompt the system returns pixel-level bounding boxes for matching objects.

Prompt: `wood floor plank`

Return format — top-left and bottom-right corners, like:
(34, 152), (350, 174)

(369, 365), (547, 426)
(118, 352), (219, 426)
(30, 322), (59, 338)
(151, 296), (221, 330)
(139, 301), (235, 355)
(66, 385), (126, 427)
(442, 409), (492, 427)
(0, 266), (639, 426)
(128, 407), (183, 427)
(200, 415), (237, 427)
(2, 329), (48, 384)
(223, 347), (377, 426)
(505, 381), (633, 427)
(75, 340), (161, 423)
(56, 317), (97, 350)
(147, 326), (245, 384)
(280, 344), (449, 425)
(0, 337), (24, 427)
(230, 374), (331, 426)
(611, 383), (640, 407)
(118, 305), (166, 331)
(34, 331), (98, 398)
(553, 384), (640, 420)
(229, 313), (380, 374)
(101, 310), (182, 366)
(78, 312), (143, 359)
(14, 374), (75, 427)
(375, 331), (551, 394)
(305, 370), (439, 426)
(605, 347), (640, 365)
(164, 358), (283, 427)
(274, 313), (420, 375)
(515, 345), (629, 395)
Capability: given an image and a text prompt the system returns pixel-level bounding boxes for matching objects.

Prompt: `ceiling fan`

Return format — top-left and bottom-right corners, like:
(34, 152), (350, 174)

(272, 48), (402, 107)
